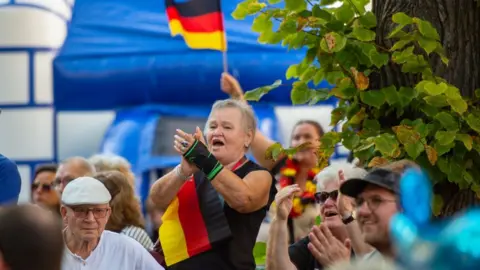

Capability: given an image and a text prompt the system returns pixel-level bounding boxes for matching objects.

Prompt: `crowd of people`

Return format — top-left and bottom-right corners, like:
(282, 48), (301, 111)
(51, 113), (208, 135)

(0, 73), (470, 270)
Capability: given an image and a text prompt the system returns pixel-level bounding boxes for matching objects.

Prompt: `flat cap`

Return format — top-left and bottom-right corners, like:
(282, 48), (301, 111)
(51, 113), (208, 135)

(61, 177), (111, 206)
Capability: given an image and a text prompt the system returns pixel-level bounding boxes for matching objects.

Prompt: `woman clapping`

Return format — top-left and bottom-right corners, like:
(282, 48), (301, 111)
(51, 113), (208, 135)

(150, 99), (276, 270)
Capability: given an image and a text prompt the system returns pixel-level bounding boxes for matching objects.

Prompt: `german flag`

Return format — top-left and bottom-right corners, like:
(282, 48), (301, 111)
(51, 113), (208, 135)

(159, 174), (231, 266)
(165, 0), (227, 51)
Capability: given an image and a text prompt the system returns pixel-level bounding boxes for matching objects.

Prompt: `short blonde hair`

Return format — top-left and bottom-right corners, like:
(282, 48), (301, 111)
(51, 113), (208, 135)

(206, 99), (257, 139)
(315, 162), (367, 191)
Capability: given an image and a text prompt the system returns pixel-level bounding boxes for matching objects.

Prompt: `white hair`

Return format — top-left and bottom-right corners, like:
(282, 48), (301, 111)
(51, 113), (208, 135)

(205, 99), (257, 139)
(88, 154), (131, 173)
(59, 156), (96, 176)
(315, 162), (367, 192)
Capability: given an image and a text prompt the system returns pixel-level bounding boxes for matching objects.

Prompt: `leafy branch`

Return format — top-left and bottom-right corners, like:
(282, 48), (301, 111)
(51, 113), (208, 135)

(233, 0), (480, 214)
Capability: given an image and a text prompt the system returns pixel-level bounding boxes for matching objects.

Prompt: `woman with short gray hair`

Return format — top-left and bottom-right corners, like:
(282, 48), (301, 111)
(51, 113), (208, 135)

(150, 98), (276, 270)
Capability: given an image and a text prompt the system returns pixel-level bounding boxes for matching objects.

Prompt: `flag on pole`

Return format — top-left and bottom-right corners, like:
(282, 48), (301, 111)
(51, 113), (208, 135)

(165, 0), (227, 51)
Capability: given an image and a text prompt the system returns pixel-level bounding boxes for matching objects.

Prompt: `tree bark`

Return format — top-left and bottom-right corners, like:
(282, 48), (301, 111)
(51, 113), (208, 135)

(372, 0), (480, 215)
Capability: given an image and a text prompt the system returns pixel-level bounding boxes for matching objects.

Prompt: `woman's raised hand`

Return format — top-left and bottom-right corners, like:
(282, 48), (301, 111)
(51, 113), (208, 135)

(174, 129), (198, 175)
(194, 126), (207, 146)
(220, 72), (244, 100)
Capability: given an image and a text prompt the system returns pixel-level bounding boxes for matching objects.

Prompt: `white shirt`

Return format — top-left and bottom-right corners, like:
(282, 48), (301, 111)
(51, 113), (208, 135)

(62, 230), (164, 270)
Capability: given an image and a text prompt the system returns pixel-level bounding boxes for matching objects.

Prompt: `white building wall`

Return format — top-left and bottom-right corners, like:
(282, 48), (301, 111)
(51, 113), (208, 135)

(0, 1), (73, 203)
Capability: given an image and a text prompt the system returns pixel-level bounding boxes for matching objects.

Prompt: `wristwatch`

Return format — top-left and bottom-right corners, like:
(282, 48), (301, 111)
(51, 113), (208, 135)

(342, 212), (355, 225)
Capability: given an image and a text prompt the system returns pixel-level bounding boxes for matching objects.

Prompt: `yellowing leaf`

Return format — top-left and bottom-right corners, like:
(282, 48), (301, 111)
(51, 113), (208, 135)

(368, 157), (390, 167)
(456, 134), (473, 151)
(350, 67), (369, 90)
(265, 142), (283, 161)
(425, 145), (438, 165)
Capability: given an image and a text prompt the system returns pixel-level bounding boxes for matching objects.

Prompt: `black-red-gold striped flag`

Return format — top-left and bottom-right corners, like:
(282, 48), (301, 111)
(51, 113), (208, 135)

(165, 0), (227, 51)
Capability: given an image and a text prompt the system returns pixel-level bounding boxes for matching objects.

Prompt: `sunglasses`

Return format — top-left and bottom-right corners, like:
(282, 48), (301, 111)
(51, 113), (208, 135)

(70, 207), (110, 219)
(31, 183), (53, 192)
(314, 190), (339, 204)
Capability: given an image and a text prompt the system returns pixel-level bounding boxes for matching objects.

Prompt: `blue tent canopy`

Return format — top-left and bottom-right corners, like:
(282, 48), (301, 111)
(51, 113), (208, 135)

(53, 0), (333, 110)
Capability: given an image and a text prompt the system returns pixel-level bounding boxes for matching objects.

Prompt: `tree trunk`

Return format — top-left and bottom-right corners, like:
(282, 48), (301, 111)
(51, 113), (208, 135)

(372, 0), (480, 216)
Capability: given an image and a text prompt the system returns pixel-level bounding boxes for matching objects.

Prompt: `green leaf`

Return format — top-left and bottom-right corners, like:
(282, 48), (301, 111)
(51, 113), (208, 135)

(424, 95), (448, 107)
(388, 25), (406, 39)
(265, 142), (284, 161)
(414, 18), (440, 41)
(434, 112), (458, 131)
(251, 13), (273, 33)
(321, 132), (342, 149)
(309, 89), (330, 105)
(335, 4), (355, 23)
(313, 69), (326, 85)
(374, 133), (401, 158)
(244, 80), (282, 101)
(257, 29), (283, 44)
(360, 90), (386, 109)
(466, 114), (480, 133)
(398, 86), (416, 107)
(424, 82), (447, 96)
(367, 50), (389, 68)
(434, 141), (454, 156)
(381, 85), (399, 105)
(456, 134), (473, 151)
(392, 125), (420, 145)
(404, 141), (425, 160)
(417, 36), (438, 54)
(286, 64), (298, 79)
(391, 39), (413, 51)
(312, 5), (333, 21)
(320, 0), (337, 5)
(434, 45), (449, 65)
(231, 0), (255, 20)
(267, 0), (282, 3)
(291, 81), (312, 105)
(358, 12), (377, 28)
(435, 130), (457, 145)
(330, 106), (347, 126)
(285, 0), (307, 12)
(279, 19), (298, 34)
(448, 98), (468, 115)
(321, 33), (347, 53)
(363, 119), (381, 131)
(392, 12), (413, 25)
(475, 88), (480, 98)
(342, 132), (360, 149)
(325, 71), (344, 85)
(352, 27), (376, 41)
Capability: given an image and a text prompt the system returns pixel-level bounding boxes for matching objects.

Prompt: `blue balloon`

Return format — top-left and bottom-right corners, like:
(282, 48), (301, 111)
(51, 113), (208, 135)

(399, 168), (431, 226)
(390, 168), (480, 269)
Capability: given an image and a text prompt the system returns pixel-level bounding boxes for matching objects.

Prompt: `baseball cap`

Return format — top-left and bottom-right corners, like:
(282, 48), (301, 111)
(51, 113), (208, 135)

(61, 177), (111, 206)
(340, 168), (401, 198)
(0, 154), (22, 205)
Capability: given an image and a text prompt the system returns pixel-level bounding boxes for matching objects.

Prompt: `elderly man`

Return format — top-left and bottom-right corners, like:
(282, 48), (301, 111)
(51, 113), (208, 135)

(60, 177), (163, 270)
(55, 157), (96, 193)
(0, 154), (21, 206)
(0, 205), (64, 270)
(266, 163), (368, 270)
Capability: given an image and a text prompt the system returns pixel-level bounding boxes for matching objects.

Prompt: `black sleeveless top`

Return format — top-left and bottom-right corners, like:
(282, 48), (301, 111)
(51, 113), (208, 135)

(168, 160), (277, 270)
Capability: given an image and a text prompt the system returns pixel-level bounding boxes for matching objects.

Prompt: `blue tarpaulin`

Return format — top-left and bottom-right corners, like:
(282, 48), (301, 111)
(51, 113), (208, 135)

(53, 0), (334, 110)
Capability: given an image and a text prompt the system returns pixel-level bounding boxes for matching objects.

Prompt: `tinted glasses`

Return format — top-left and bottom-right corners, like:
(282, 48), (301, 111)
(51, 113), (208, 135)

(314, 190), (339, 204)
(69, 207), (110, 219)
(31, 183), (53, 192)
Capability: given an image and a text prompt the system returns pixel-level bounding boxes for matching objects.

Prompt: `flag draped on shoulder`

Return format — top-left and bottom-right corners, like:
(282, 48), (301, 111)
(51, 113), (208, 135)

(159, 174), (232, 266)
(165, 0), (227, 51)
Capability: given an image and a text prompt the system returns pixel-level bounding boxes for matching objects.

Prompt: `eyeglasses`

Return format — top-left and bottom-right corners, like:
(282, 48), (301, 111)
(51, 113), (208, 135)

(355, 196), (396, 211)
(314, 190), (339, 204)
(31, 183), (53, 192)
(69, 207), (110, 219)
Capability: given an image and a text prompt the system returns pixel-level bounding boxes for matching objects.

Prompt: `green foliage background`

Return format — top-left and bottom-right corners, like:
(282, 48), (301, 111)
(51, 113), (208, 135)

(232, 0), (480, 215)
